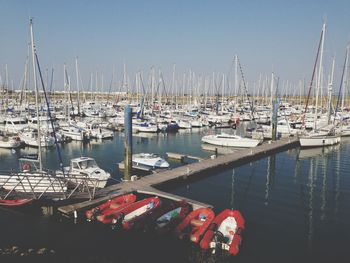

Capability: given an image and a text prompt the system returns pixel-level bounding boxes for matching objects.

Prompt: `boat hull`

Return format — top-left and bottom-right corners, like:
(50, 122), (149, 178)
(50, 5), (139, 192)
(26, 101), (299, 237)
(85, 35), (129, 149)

(299, 135), (341, 147)
(202, 135), (260, 148)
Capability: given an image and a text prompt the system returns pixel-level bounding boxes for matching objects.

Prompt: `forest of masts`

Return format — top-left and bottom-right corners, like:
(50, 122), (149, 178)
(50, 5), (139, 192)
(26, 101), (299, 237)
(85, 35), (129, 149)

(1, 54), (349, 110)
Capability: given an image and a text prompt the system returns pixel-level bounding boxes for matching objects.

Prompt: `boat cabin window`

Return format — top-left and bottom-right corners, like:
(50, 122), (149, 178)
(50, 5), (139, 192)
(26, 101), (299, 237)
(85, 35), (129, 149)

(217, 135), (231, 139)
(78, 159), (97, 169)
(72, 162), (80, 169)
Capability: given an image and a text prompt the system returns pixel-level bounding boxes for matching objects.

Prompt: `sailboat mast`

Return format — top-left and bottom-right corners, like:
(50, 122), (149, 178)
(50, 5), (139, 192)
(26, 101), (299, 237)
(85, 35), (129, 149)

(314, 23), (326, 131)
(234, 55), (238, 99)
(222, 74), (225, 113)
(172, 64), (176, 106)
(75, 57), (80, 115)
(327, 57), (335, 124)
(30, 19), (42, 171)
(270, 72), (274, 130)
(341, 45), (349, 110)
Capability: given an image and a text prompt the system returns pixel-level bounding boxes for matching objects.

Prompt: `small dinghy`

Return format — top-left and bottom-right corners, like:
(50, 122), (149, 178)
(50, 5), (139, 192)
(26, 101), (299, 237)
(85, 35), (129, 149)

(200, 209), (245, 255)
(121, 196), (161, 230)
(99, 196), (161, 228)
(132, 199), (192, 234)
(174, 207), (215, 243)
(0, 198), (33, 207)
(85, 193), (137, 221)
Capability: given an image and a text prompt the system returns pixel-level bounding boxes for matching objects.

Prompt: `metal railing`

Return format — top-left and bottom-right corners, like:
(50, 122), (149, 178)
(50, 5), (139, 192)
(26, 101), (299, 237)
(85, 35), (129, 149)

(0, 170), (104, 201)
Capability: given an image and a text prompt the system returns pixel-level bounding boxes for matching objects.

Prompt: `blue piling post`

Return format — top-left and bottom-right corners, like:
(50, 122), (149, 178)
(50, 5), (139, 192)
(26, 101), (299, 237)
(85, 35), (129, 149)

(124, 105), (132, 181)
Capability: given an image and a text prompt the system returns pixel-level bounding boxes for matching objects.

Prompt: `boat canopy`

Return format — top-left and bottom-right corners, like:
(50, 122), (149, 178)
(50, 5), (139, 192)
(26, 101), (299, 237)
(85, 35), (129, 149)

(71, 157), (97, 170)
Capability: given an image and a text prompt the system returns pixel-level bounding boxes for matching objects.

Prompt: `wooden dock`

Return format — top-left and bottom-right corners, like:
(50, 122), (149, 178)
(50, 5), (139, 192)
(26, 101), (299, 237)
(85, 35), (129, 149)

(58, 137), (299, 216)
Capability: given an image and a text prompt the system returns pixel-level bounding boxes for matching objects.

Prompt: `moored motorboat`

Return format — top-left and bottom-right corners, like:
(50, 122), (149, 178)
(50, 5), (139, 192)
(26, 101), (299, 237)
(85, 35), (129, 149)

(61, 125), (90, 141)
(56, 157), (111, 188)
(200, 209), (245, 255)
(85, 193), (137, 221)
(132, 153), (169, 169)
(174, 207), (215, 243)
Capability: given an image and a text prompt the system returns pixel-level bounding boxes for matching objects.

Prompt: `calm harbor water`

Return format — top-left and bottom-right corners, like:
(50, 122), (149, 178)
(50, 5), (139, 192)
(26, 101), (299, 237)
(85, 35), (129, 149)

(0, 127), (349, 262)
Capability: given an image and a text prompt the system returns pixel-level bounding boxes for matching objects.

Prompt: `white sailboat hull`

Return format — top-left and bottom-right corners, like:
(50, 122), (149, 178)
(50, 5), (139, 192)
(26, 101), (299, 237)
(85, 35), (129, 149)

(202, 134), (261, 148)
(299, 135), (341, 147)
(135, 125), (158, 133)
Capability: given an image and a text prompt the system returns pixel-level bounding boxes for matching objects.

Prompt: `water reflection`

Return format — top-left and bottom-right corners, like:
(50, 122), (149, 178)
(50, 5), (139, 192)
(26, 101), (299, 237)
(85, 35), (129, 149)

(294, 142), (345, 249)
(230, 168), (235, 209)
(1, 129), (349, 262)
(133, 132), (159, 139)
(334, 146), (341, 217)
(307, 156), (315, 246)
(264, 155), (276, 206)
(0, 148), (17, 157)
(298, 144), (340, 160)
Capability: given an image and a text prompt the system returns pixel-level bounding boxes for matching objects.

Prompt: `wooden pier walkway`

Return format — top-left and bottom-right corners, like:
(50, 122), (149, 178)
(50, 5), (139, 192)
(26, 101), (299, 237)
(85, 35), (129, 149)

(58, 137), (299, 216)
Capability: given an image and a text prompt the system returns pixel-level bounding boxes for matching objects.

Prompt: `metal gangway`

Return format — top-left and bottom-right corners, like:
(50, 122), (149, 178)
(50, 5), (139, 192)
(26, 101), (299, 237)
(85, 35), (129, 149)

(0, 157), (104, 201)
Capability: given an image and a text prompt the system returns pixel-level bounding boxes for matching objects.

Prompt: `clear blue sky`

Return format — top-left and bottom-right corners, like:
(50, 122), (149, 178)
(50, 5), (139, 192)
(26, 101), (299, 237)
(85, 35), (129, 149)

(1, 0), (350, 92)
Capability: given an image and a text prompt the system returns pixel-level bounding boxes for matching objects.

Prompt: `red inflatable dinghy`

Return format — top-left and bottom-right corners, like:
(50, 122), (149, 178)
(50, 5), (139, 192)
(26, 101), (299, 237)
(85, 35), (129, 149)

(85, 193), (137, 222)
(174, 207), (215, 243)
(200, 209), (245, 255)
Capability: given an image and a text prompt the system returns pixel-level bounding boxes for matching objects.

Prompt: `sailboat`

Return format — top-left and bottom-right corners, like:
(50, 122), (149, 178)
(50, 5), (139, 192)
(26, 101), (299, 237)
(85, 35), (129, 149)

(202, 133), (261, 148)
(335, 45), (350, 137)
(300, 23), (341, 148)
(0, 19), (67, 195)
